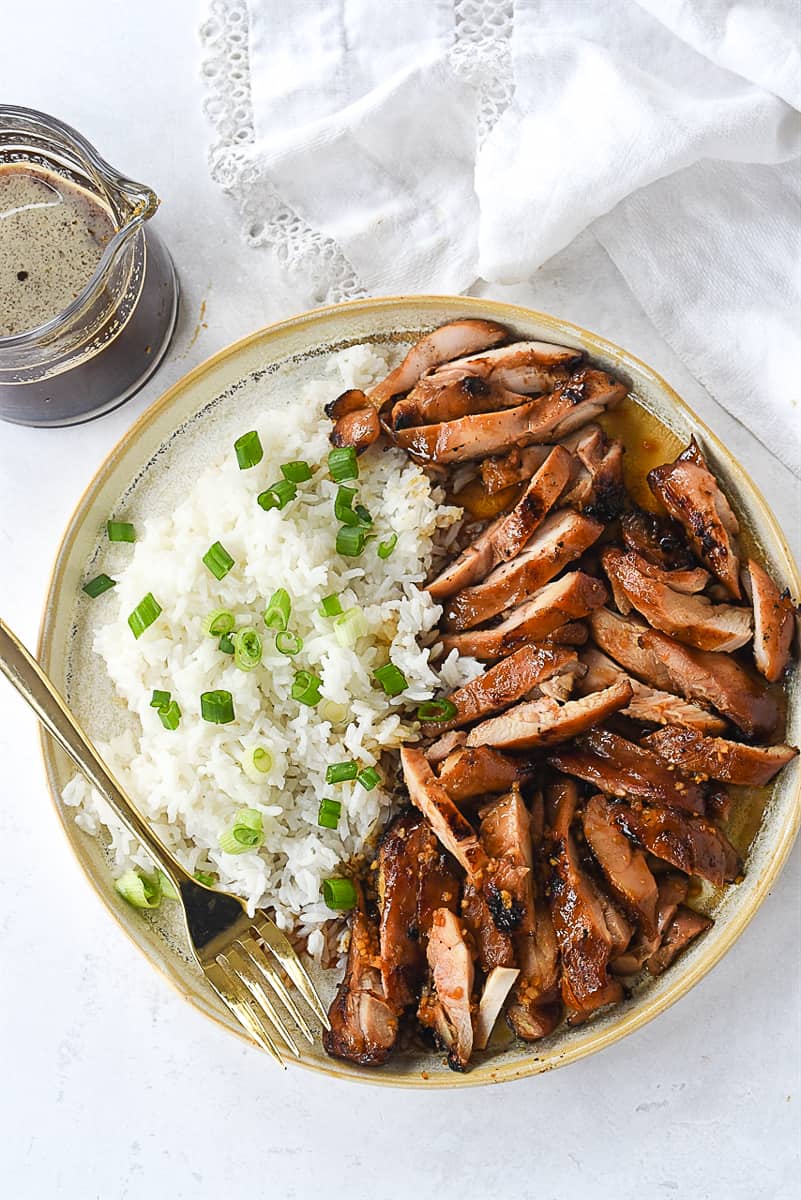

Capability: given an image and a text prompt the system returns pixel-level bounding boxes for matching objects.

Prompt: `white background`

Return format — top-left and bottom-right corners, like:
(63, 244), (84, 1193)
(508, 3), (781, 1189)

(1, 3), (799, 1197)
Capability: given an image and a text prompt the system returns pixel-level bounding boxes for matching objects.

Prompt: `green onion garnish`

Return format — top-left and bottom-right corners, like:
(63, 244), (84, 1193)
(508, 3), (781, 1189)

(291, 669), (323, 707)
(281, 460), (312, 483)
(150, 689), (171, 709)
(233, 628), (263, 671)
(158, 700), (181, 730)
(128, 592), (162, 639)
(202, 541), (235, 580)
(322, 877), (358, 910)
(82, 573), (116, 598)
(336, 525), (367, 557)
(417, 699), (458, 723)
(377, 533), (398, 559)
(107, 520), (136, 543)
(204, 608), (235, 636)
(357, 767), (381, 791)
(193, 870), (217, 887)
(241, 746), (273, 782)
(157, 870), (179, 900)
(114, 869), (161, 909)
(219, 808), (264, 854)
(354, 503), (373, 527)
(219, 633), (235, 654)
(200, 689), (235, 724)
(317, 798), (342, 830)
(333, 605), (368, 648)
(275, 630), (303, 656)
(234, 430), (263, 470)
(335, 484), (359, 526)
(373, 662), (408, 697)
(319, 593), (343, 618)
(328, 446), (359, 483)
(326, 760), (358, 784)
(258, 480), (296, 511)
(264, 587), (291, 632)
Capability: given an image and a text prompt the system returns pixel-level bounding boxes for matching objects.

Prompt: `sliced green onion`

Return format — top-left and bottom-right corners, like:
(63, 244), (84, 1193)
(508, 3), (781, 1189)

(264, 587), (291, 632)
(204, 609), (235, 636)
(319, 593), (343, 618)
(281, 460), (312, 483)
(219, 633), (235, 655)
(328, 446), (359, 483)
(357, 767), (381, 791)
(233, 628), (263, 671)
(377, 533), (398, 559)
(373, 662), (408, 697)
(158, 700), (181, 730)
(219, 808), (264, 854)
(335, 484), (360, 526)
(417, 699), (458, 723)
(258, 480), (296, 511)
(234, 430), (263, 470)
(291, 669), (323, 707)
(241, 746), (273, 782)
(333, 605), (368, 648)
(275, 630), (303, 656)
(193, 869), (217, 887)
(336, 524), (367, 557)
(323, 877), (358, 911)
(317, 798), (342, 830)
(150, 689), (171, 709)
(157, 870), (179, 900)
(201, 689), (235, 724)
(115, 869), (161, 909)
(107, 520), (136, 543)
(128, 592), (162, 639)
(202, 541), (235, 580)
(326, 760), (358, 784)
(354, 503), (373, 527)
(82, 573), (116, 598)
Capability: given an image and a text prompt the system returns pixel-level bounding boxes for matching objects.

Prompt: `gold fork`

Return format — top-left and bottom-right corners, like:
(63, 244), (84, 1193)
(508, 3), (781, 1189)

(0, 617), (330, 1066)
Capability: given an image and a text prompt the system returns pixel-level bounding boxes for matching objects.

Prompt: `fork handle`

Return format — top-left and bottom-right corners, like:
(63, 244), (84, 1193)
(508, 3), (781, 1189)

(0, 616), (189, 889)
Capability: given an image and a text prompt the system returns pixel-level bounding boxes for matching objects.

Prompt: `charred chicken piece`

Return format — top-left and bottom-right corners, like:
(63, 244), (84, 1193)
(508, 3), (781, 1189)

(589, 607), (676, 692)
(621, 508), (695, 571)
(400, 747), (488, 877)
(645, 906), (712, 975)
(561, 426), (627, 521)
(465, 679), (633, 751)
(605, 801), (741, 886)
(390, 376), (528, 430)
(578, 646), (727, 733)
(435, 745), (537, 803)
(745, 559), (796, 683)
(424, 339), (583, 393)
(418, 908), (476, 1072)
(641, 726), (798, 787)
(612, 872), (690, 976)
(583, 793), (659, 939)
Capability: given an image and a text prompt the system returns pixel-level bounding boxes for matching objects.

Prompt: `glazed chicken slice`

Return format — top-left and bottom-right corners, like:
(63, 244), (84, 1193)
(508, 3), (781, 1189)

(745, 559), (796, 683)
(442, 509), (603, 631)
(602, 548), (753, 652)
(394, 369), (627, 464)
(648, 438), (742, 597)
(621, 508), (695, 571)
(481, 444), (554, 494)
(582, 794), (659, 938)
(646, 906), (712, 976)
(474, 967), (521, 1051)
(323, 882), (399, 1067)
(419, 643), (579, 736)
(400, 747), (488, 877)
(561, 427), (627, 521)
(441, 571), (608, 661)
(390, 376), (532, 431)
(545, 778), (624, 1017)
(642, 726), (799, 787)
(546, 621), (590, 646)
(435, 745), (537, 803)
(461, 882), (516, 973)
(605, 802), (741, 887)
(424, 339), (583, 393)
(578, 647), (726, 733)
(465, 679), (633, 751)
(417, 909), (475, 1072)
(549, 727), (706, 815)
(612, 872), (690, 976)
(589, 608), (676, 692)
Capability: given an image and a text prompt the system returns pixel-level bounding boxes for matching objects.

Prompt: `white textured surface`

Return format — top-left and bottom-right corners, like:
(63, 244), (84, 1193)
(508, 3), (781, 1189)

(0, 2), (799, 1197)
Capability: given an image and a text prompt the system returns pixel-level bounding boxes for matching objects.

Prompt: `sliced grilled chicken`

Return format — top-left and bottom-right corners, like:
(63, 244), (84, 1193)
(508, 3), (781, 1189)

(390, 376), (528, 431)
(642, 726), (799, 787)
(426, 730), (467, 764)
(323, 882), (399, 1066)
(425, 339), (583, 393)
(583, 794), (659, 938)
(481, 445), (554, 494)
(589, 608), (676, 692)
(441, 571), (608, 661)
(465, 679), (632, 750)
(426, 513), (508, 601)
(443, 509), (603, 631)
(648, 439), (741, 598)
(394, 369), (627, 464)
(474, 966), (521, 1051)
(329, 405), (382, 453)
(602, 548), (753, 652)
(418, 909), (475, 1071)
(462, 880), (516, 972)
(545, 620), (589, 647)
(579, 647), (727, 733)
(436, 745), (536, 802)
(562, 428), (627, 521)
(419, 643), (578, 736)
(606, 801), (741, 886)
(612, 872), (689, 976)
(549, 727), (706, 815)
(400, 747), (488, 877)
(641, 628), (779, 739)
(621, 508), (695, 571)
(646, 906), (712, 976)
(745, 559), (796, 682)
(546, 778), (624, 1017)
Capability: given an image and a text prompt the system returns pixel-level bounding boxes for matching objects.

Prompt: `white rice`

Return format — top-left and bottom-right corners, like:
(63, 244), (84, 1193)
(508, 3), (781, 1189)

(62, 344), (482, 951)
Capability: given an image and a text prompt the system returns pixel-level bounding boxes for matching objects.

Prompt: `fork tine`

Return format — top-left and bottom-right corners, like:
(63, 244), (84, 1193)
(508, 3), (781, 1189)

(251, 914), (331, 1030)
(208, 958), (286, 1067)
(237, 934), (315, 1044)
(227, 946), (301, 1058)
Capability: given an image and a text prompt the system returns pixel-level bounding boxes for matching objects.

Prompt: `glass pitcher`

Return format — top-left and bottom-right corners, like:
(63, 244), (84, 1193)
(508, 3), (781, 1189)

(0, 106), (178, 426)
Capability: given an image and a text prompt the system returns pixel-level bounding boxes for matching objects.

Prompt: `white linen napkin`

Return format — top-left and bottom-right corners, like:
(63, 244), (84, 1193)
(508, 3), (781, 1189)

(200, 0), (801, 475)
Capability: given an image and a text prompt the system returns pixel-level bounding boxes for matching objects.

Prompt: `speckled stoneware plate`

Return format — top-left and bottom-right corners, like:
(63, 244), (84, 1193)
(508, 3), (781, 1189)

(38, 296), (801, 1088)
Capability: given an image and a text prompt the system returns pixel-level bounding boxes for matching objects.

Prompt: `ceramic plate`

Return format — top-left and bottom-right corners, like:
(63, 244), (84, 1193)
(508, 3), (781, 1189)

(38, 296), (801, 1087)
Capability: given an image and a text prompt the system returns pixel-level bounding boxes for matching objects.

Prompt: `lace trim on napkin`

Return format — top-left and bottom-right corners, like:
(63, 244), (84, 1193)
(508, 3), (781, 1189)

(199, 0), (514, 303)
